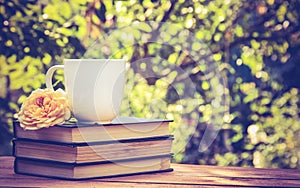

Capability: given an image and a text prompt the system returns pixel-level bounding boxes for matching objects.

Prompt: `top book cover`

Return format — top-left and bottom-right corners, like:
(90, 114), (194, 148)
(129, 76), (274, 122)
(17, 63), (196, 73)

(14, 116), (173, 144)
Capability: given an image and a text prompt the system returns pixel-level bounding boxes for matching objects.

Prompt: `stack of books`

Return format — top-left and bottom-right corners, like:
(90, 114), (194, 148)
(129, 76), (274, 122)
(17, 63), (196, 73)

(13, 116), (173, 180)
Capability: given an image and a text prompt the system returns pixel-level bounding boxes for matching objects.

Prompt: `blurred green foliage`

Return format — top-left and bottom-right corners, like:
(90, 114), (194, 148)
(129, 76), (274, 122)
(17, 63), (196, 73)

(1, 0), (300, 169)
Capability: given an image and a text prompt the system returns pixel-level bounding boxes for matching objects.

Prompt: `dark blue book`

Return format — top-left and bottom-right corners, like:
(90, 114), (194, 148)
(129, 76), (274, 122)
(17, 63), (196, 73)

(13, 136), (173, 164)
(14, 116), (173, 144)
(14, 154), (173, 180)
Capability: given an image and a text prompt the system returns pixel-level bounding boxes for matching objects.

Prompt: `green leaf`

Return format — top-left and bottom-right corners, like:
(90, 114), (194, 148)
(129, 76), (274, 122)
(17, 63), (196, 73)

(136, 22), (152, 33)
(235, 25), (244, 37)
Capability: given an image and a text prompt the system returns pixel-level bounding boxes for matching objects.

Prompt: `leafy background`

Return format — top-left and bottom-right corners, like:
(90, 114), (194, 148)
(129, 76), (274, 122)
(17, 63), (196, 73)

(1, 0), (300, 168)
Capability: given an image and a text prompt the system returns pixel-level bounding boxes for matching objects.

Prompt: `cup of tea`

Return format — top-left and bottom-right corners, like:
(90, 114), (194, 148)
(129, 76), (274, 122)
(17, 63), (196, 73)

(45, 59), (126, 123)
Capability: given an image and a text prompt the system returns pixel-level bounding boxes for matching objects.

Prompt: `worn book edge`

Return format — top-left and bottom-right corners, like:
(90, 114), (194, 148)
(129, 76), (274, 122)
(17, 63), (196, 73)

(14, 154), (173, 166)
(14, 116), (173, 129)
(14, 154), (173, 180)
(12, 135), (174, 147)
(14, 167), (173, 180)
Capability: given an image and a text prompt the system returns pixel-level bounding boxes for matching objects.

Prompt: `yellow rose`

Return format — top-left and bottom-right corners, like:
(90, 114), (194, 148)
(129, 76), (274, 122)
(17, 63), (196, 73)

(18, 88), (71, 130)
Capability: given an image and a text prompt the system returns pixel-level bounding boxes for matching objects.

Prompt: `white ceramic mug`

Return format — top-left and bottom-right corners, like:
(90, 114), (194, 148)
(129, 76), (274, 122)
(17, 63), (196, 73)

(45, 59), (126, 123)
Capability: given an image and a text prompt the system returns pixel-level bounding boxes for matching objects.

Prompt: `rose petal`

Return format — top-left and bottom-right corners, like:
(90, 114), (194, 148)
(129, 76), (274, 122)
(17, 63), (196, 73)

(18, 88), (71, 130)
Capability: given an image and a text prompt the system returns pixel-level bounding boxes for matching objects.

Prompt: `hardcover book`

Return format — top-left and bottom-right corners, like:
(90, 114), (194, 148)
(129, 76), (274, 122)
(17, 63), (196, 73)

(14, 117), (172, 143)
(13, 136), (173, 163)
(13, 116), (174, 179)
(14, 155), (173, 180)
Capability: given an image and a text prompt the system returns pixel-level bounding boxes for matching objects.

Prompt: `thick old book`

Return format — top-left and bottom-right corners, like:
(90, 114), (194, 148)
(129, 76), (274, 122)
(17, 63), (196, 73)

(14, 117), (172, 143)
(14, 155), (173, 180)
(13, 136), (173, 163)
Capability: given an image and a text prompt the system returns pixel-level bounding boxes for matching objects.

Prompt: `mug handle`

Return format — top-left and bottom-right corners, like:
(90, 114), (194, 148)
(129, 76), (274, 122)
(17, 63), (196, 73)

(45, 65), (64, 90)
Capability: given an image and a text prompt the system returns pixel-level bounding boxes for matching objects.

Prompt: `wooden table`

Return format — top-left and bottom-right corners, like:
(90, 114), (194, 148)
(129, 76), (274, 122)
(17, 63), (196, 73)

(1, 156), (300, 187)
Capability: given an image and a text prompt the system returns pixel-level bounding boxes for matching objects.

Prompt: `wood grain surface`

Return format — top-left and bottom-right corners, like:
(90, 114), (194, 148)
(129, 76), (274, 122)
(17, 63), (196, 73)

(1, 156), (300, 187)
